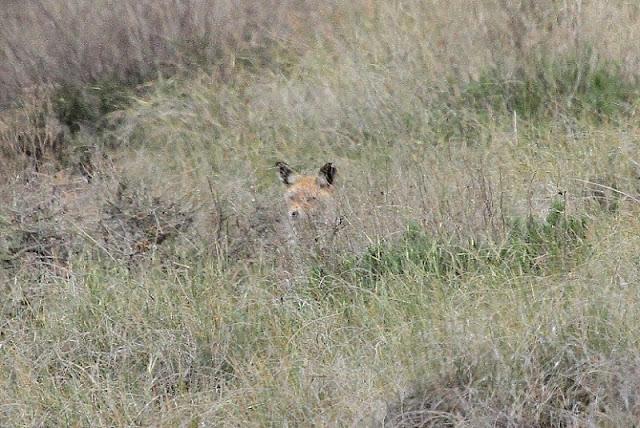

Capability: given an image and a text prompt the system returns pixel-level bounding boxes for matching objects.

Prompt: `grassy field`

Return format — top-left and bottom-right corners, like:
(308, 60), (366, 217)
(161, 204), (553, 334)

(2, 0), (640, 426)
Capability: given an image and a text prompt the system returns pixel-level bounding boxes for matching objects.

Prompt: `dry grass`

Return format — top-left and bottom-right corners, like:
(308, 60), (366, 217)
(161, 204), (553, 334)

(0, 0), (346, 106)
(3, 0), (640, 426)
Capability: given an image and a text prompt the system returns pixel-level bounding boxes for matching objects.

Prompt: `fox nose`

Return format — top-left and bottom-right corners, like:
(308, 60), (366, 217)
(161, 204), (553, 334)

(289, 210), (300, 219)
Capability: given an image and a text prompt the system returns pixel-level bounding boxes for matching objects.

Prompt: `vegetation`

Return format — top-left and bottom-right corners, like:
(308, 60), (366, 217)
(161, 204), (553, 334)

(2, 0), (640, 425)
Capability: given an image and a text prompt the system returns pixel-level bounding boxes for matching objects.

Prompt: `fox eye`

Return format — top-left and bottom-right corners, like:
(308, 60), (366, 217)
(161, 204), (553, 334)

(307, 196), (317, 202)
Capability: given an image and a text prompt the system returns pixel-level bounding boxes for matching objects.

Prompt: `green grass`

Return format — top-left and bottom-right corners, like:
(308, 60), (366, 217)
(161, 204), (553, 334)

(53, 78), (134, 133)
(3, 214), (639, 425)
(461, 58), (638, 121)
(340, 198), (588, 287)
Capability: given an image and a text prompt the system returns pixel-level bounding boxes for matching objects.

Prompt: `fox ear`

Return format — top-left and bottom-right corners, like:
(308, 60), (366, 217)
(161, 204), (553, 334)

(317, 162), (336, 187)
(276, 161), (297, 186)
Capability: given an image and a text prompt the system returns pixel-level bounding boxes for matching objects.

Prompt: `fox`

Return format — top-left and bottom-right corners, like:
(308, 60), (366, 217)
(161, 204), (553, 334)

(275, 161), (343, 286)
(276, 161), (337, 222)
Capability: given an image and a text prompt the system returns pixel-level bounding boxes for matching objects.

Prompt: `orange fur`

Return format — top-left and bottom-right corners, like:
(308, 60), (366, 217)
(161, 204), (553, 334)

(276, 161), (337, 221)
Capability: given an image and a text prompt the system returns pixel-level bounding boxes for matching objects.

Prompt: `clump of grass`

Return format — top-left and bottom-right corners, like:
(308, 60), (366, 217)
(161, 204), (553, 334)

(0, 176), (79, 277)
(98, 178), (196, 264)
(352, 224), (475, 284)
(500, 198), (588, 274)
(340, 199), (588, 287)
(53, 79), (132, 133)
(461, 58), (638, 121)
(385, 351), (640, 427)
(0, 86), (66, 172)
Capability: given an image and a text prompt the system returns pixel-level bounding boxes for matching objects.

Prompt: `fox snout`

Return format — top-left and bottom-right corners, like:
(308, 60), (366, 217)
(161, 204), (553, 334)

(288, 208), (301, 219)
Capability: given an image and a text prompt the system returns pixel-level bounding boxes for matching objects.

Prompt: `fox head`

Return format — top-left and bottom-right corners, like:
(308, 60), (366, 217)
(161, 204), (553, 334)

(276, 161), (337, 221)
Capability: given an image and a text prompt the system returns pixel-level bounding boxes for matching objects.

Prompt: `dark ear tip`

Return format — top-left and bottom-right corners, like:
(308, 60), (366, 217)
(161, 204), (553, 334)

(276, 161), (292, 172)
(277, 161), (294, 185)
(319, 162), (337, 185)
(322, 162), (336, 172)
(321, 162), (335, 169)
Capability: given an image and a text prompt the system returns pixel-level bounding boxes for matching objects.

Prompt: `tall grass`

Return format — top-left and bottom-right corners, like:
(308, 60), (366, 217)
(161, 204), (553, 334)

(3, 0), (640, 108)
(3, 0), (640, 425)
(0, 0), (349, 116)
